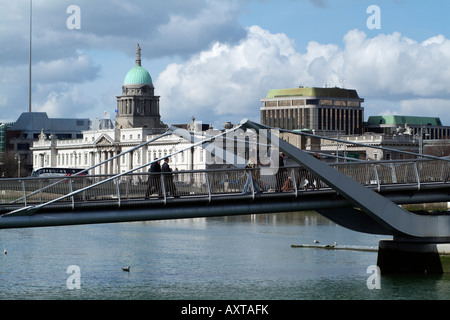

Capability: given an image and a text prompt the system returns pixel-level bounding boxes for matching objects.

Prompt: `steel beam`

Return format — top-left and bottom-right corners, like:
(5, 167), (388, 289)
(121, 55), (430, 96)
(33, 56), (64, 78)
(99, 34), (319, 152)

(241, 119), (450, 241)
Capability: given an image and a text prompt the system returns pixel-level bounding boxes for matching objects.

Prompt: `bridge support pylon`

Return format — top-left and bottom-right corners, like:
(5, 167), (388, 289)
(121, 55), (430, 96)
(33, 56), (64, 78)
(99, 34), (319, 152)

(240, 119), (450, 274)
(377, 240), (450, 274)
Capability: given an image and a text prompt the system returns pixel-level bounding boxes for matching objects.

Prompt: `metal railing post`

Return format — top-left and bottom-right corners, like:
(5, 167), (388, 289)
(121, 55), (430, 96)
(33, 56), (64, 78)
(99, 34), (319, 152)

(69, 179), (74, 209)
(249, 172), (255, 199)
(291, 168), (298, 197)
(205, 172), (212, 203)
(373, 164), (380, 192)
(160, 175), (167, 204)
(22, 180), (27, 207)
(115, 178), (121, 208)
(413, 162), (421, 190)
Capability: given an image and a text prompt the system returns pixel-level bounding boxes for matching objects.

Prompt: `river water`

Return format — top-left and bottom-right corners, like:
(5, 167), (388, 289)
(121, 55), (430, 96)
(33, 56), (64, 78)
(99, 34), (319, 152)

(1, 211), (450, 302)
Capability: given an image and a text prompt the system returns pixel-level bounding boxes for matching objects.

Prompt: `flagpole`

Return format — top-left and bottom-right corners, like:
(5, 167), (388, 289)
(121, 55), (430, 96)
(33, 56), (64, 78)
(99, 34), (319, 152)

(28, 0), (32, 112)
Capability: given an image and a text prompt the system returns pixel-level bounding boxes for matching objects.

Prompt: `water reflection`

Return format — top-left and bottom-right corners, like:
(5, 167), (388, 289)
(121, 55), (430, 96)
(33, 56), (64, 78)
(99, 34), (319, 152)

(0, 211), (448, 300)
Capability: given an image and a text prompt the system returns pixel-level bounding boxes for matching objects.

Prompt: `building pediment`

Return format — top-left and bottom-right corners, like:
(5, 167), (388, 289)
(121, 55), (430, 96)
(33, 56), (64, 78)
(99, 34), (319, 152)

(94, 133), (114, 146)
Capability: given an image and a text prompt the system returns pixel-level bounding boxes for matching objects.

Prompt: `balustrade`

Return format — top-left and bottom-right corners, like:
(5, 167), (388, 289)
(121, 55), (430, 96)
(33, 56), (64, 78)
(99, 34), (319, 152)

(1, 159), (449, 209)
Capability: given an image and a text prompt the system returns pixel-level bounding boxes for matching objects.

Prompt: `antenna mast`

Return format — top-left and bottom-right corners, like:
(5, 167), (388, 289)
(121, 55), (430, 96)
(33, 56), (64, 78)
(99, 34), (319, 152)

(28, 0), (32, 112)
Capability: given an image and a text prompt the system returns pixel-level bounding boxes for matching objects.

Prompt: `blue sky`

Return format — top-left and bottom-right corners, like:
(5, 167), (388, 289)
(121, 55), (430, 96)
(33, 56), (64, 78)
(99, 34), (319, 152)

(1, 0), (450, 129)
(244, 1), (449, 46)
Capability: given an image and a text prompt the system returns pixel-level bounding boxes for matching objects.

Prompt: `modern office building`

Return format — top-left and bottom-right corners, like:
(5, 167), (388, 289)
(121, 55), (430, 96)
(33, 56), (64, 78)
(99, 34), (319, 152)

(260, 87), (365, 136)
(365, 115), (450, 140)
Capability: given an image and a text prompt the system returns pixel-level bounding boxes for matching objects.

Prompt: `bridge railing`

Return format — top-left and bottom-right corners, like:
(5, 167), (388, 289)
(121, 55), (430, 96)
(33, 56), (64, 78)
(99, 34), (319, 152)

(330, 159), (450, 190)
(1, 159), (449, 208)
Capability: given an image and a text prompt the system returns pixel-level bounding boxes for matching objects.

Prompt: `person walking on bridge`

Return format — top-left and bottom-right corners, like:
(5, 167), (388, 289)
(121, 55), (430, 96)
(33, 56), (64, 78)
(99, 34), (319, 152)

(162, 157), (179, 198)
(145, 159), (162, 198)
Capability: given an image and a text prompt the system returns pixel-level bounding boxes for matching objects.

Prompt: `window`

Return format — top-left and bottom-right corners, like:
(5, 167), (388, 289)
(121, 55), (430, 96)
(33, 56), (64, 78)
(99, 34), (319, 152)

(306, 99), (319, 105)
(347, 101), (360, 107)
(292, 99), (305, 106)
(17, 143), (29, 150)
(278, 100), (291, 107)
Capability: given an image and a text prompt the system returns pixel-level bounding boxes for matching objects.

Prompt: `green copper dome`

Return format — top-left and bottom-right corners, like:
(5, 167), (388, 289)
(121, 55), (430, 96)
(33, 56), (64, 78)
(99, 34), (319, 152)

(123, 65), (153, 85)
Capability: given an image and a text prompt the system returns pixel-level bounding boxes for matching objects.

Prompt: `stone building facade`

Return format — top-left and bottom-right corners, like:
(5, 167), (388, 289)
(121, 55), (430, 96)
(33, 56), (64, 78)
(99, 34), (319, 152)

(31, 45), (211, 176)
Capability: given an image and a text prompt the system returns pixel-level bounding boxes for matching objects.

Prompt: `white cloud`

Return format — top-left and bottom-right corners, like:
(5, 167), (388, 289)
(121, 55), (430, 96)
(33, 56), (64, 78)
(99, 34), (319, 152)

(156, 26), (450, 127)
(0, 0), (246, 65)
(399, 99), (450, 118)
(33, 85), (97, 118)
(156, 25), (303, 127)
(0, 0), (247, 123)
(343, 31), (450, 97)
(3, 1), (450, 127)
(34, 51), (100, 83)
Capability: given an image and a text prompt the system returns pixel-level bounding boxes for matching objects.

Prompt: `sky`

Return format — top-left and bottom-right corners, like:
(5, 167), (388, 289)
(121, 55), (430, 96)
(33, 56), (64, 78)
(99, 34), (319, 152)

(1, 0), (450, 129)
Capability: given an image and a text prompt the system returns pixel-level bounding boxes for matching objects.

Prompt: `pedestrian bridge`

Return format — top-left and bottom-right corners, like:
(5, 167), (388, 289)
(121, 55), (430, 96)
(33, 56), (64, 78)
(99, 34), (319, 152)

(1, 158), (449, 233)
(4, 118), (450, 273)
(0, 118), (450, 239)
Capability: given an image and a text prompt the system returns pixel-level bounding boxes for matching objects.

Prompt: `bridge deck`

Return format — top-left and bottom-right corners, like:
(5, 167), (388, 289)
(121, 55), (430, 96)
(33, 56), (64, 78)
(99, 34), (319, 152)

(1, 160), (449, 215)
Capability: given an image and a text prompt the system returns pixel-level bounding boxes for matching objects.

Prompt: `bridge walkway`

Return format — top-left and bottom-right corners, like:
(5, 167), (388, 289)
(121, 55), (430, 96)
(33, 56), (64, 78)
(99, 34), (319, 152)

(1, 159), (449, 215)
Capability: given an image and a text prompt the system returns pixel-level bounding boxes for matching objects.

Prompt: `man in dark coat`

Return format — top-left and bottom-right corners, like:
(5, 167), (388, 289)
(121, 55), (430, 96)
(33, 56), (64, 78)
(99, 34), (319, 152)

(162, 157), (179, 197)
(145, 159), (162, 198)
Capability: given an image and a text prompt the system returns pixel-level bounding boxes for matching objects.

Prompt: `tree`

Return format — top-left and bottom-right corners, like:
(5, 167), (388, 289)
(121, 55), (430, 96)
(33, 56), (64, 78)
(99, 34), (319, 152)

(0, 151), (24, 178)
(424, 138), (450, 157)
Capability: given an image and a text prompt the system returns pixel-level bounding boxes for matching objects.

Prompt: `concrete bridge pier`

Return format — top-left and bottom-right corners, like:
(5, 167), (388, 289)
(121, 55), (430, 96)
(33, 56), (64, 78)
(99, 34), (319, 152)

(377, 240), (450, 274)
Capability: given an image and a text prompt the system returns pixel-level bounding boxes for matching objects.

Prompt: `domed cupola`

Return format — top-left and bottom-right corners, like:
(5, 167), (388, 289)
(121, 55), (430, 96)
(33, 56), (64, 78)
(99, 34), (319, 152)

(123, 44), (153, 85)
(115, 44), (165, 130)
